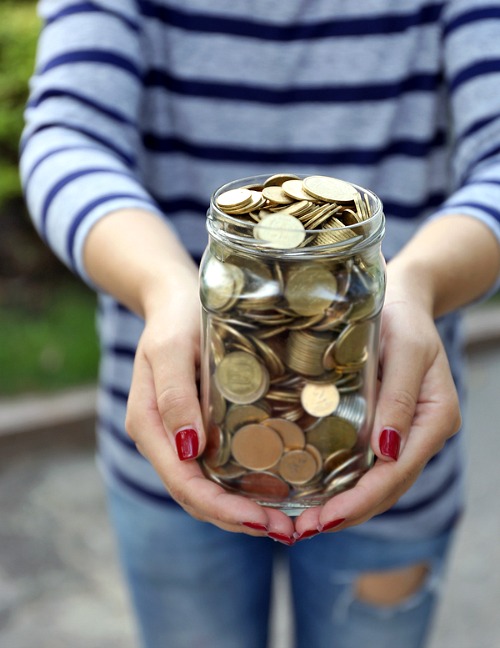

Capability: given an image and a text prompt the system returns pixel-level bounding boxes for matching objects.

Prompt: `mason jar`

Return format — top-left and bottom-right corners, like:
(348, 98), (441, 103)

(199, 173), (386, 515)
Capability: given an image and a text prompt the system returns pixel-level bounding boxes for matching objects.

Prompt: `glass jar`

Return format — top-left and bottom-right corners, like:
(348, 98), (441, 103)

(199, 173), (385, 515)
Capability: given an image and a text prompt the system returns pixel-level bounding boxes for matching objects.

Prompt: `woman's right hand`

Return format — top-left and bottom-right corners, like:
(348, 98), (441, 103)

(83, 207), (294, 540)
(124, 281), (295, 541)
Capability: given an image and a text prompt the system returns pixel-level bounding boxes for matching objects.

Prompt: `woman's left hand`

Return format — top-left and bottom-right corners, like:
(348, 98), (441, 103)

(294, 268), (462, 538)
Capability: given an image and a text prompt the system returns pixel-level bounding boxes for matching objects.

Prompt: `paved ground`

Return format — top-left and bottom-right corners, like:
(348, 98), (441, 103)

(1, 307), (500, 648)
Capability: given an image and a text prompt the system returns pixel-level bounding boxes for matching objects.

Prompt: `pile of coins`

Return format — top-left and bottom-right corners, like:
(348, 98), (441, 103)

(210, 173), (373, 252)
(200, 174), (385, 509)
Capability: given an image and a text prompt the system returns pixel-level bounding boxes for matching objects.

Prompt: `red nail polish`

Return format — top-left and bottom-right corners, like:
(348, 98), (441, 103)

(242, 522), (268, 532)
(296, 528), (320, 541)
(320, 518), (346, 532)
(175, 427), (199, 460)
(268, 532), (295, 546)
(380, 427), (401, 461)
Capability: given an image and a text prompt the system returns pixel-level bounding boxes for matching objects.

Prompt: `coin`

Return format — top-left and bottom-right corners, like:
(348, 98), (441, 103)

(216, 188), (253, 210)
(231, 423), (283, 470)
(200, 257), (245, 312)
(254, 213), (306, 249)
(303, 175), (358, 204)
(284, 265), (338, 316)
(262, 418), (306, 450)
(305, 443), (323, 474)
(282, 179), (314, 201)
(238, 471), (290, 501)
(285, 329), (332, 377)
(300, 381), (340, 417)
(215, 351), (269, 404)
(324, 469), (365, 495)
(262, 185), (294, 204)
(263, 173), (300, 187)
(225, 402), (271, 434)
(278, 449), (318, 485)
(334, 321), (373, 365)
(306, 416), (358, 456)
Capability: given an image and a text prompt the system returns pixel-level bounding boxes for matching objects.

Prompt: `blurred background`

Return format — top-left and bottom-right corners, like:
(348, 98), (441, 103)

(0, 2), (499, 647)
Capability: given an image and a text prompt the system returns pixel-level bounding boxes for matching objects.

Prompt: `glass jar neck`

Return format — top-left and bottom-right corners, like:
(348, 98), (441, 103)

(207, 174), (385, 261)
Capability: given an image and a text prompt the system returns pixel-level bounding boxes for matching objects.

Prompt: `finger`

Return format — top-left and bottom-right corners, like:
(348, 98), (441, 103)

(144, 331), (205, 461)
(371, 330), (429, 463)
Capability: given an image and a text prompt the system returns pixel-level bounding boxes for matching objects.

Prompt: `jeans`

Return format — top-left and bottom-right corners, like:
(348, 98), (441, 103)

(105, 480), (454, 648)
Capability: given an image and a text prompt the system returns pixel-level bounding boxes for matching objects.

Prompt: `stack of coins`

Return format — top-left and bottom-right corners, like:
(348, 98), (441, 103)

(200, 174), (385, 509)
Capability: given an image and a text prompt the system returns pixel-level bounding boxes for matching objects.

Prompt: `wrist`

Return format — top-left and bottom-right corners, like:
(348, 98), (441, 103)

(385, 256), (435, 316)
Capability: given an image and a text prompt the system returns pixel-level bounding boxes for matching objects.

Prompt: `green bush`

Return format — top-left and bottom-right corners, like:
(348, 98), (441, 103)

(0, 1), (40, 204)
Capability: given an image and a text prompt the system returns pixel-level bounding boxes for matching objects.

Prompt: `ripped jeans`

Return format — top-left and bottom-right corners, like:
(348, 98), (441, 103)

(105, 480), (454, 648)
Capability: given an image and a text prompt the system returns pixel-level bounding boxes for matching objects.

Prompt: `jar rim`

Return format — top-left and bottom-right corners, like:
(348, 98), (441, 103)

(207, 173), (385, 259)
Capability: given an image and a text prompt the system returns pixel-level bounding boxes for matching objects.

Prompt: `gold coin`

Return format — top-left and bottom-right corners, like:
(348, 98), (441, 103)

(238, 471), (290, 501)
(334, 321), (373, 365)
(324, 469), (365, 495)
(263, 173), (300, 187)
(200, 257), (244, 312)
(231, 423), (283, 470)
(262, 185), (294, 204)
(250, 336), (286, 377)
(306, 415), (358, 456)
(323, 451), (362, 483)
(323, 448), (353, 475)
(300, 381), (340, 417)
(305, 443), (323, 474)
(278, 449), (317, 485)
(224, 190), (266, 214)
(284, 265), (338, 316)
(282, 179), (314, 201)
(216, 188), (253, 210)
(206, 461), (246, 481)
(254, 213), (306, 249)
(285, 329), (332, 377)
(215, 351), (269, 404)
(262, 418), (305, 450)
(224, 402), (271, 434)
(303, 175), (358, 204)
(278, 200), (313, 217)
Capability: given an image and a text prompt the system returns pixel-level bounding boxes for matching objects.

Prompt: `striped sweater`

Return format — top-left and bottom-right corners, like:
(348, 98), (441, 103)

(21, 0), (500, 539)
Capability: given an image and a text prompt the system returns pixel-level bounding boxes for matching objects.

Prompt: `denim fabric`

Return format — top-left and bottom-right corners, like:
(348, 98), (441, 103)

(105, 480), (454, 648)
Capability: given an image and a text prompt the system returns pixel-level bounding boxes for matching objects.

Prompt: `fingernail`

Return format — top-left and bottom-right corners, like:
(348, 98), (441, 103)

(242, 522), (268, 532)
(268, 532), (295, 546)
(175, 427), (199, 460)
(380, 427), (401, 461)
(319, 518), (346, 533)
(295, 528), (320, 541)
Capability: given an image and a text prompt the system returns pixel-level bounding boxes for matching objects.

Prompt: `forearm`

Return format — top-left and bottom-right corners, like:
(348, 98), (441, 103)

(82, 208), (199, 319)
(387, 215), (500, 318)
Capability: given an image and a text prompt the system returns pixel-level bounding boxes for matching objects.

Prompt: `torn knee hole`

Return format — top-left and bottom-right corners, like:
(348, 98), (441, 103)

(354, 562), (429, 607)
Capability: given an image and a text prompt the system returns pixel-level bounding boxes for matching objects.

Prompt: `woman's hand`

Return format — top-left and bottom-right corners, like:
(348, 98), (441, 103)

(294, 266), (462, 538)
(126, 297), (295, 538)
(295, 212), (500, 538)
(124, 268), (295, 540)
(83, 207), (294, 539)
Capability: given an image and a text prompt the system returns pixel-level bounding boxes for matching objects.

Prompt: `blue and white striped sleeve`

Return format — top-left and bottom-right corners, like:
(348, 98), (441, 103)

(20, 0), (163, 285)
(431, 2), (500, 255)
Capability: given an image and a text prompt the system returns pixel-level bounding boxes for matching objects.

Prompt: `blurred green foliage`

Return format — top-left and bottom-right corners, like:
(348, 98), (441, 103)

(0, 0), (39, 205)
(0, 285), (99, 395)
(0, 2), (101, 395)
